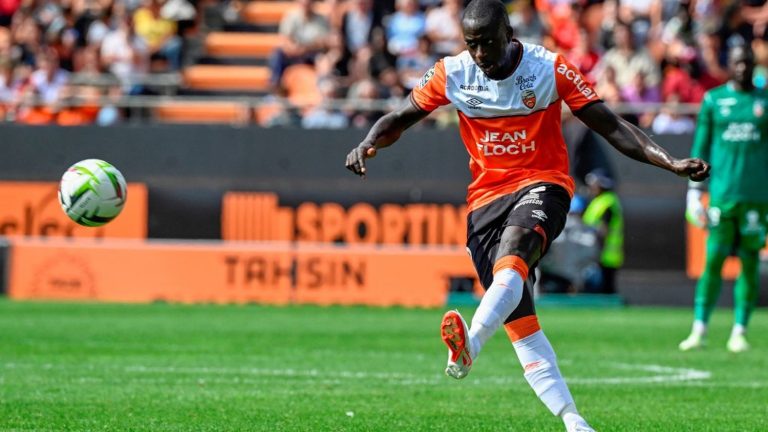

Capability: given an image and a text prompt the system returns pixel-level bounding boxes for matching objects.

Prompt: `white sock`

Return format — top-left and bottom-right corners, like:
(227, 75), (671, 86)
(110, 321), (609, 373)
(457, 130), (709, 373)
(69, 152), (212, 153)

(731, 324), (746, 337)
(692, 320), (707, 337)
(513, 330), (575, 417)
(468, 268), (524, 359)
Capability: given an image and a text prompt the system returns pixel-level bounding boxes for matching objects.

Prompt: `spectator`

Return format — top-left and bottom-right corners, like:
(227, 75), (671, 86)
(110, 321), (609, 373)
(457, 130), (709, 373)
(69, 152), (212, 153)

(620, 71), (661, 103)
(84, 0), (112, 49)
(301, 78), (348, 129)
(661, 59), (707, 104)
(339, 0), (382, 81)
(365, 26), (396, 80)
(425, 0), (463, 56)
(315, 30), (345, 82)
(377, 65), (405, 98)
(0, 59), (14, 103)
(619, 0), (653, 44)
(396, 35), (436, 90)
(594, 65), (621, 104)
(269, 0), (331, 89)
(0, 0), (20, 27)
(651, 96), (695, 135)
(341, 0), (379, 55)
(385, 0), (425, 56)
(548, 1), (582, 52)
(346, 77), (384, 128)
(509, 0), (545, 45)
(15, 86), (55, 124)
(12, 15), (41, 66)
(30, 47), (69, 104)
(0, 26), (15, 69)
(697, 23), (729, 85)
(620, 71), (660, 127)
(594, 21), (660, 92)
(160, 0), (197, 36)
(133, 0), (182, 71)
(74, 45), (102, 77)
(101, 14), (149, 94)
(47, 7), (78, 72)
(567, 29), (599, 80)
(717, 2), (753, 52)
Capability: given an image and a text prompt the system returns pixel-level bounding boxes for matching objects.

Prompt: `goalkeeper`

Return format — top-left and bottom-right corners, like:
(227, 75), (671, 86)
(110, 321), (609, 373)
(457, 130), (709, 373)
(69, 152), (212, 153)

(680, 45), (768, 353)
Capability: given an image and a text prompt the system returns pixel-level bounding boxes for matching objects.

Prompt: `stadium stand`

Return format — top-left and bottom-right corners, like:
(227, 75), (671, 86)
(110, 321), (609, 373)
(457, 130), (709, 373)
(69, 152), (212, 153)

(1, 0), (767, 126)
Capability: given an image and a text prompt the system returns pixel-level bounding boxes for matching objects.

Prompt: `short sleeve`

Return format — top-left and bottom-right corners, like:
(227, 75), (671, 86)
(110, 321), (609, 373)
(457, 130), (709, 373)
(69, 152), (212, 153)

(554, 54), (601, 112)
(410, 59), (450, 112)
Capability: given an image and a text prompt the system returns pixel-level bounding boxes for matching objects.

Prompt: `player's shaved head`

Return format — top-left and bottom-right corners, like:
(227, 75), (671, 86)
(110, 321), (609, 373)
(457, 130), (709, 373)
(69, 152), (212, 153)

(462, 0), (511, 32)
(727, 44), (755, 89)
(462, 0), (516, 80)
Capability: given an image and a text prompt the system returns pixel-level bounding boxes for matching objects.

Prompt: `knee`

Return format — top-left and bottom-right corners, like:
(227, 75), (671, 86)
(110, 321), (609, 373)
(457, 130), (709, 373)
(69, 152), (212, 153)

(737, 247), (760, 271)
(498, 226), (543, 266)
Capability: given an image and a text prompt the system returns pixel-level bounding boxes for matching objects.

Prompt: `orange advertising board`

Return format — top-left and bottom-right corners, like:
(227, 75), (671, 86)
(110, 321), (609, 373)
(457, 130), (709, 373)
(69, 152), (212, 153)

(0, 181), (147, 238)
(8, 238), (478, 307)
(222, 192), (468, 246)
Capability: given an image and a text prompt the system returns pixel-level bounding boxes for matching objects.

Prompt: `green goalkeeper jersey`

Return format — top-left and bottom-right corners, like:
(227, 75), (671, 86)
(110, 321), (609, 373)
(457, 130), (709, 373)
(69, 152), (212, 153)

(692, 83), (768, 204)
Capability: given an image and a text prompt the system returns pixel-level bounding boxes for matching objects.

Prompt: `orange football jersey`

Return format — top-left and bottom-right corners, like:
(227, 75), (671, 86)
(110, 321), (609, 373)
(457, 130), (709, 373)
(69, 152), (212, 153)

(410, 43), (601, 211)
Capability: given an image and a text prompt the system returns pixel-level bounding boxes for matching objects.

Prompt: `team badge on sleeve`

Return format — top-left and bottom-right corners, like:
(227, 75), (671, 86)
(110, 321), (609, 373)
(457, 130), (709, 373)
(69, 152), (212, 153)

(419, 66), (435, 89)
(522, 90), (537, 109)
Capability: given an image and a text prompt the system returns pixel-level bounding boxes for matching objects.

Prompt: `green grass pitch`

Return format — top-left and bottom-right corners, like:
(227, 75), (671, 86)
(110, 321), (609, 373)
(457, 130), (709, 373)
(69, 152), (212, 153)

(0, 300), (766, 431)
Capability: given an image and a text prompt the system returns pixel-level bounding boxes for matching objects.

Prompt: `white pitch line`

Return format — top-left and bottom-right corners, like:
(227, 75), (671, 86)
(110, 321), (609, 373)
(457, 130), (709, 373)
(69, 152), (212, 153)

(3, 361), (740, 387)
(123, 362), (712, 386)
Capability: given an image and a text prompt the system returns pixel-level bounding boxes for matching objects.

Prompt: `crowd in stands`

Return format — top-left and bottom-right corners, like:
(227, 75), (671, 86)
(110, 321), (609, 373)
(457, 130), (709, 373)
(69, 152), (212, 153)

(261, 0), (768, 131)
(1, 0), (768, 128)
(0, 0), (196, 124)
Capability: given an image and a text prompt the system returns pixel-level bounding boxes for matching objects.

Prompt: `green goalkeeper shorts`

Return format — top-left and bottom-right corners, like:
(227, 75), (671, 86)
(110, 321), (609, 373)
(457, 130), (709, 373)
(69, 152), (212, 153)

(707, 201), (768, 251)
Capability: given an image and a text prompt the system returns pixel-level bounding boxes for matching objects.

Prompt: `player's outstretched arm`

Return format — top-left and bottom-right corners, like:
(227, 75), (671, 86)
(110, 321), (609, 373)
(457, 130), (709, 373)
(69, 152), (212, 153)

(575, 102), (711, 182)
(345, 98), (430, 177)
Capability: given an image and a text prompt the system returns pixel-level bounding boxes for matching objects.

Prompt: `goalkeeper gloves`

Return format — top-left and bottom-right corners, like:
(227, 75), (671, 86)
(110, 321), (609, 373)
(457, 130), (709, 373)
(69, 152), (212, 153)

(685, 188), (707, 228)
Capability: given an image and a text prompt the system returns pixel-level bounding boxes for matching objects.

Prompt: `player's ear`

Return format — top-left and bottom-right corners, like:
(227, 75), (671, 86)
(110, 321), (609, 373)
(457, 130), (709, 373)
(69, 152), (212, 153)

(506, 24), (514, 41)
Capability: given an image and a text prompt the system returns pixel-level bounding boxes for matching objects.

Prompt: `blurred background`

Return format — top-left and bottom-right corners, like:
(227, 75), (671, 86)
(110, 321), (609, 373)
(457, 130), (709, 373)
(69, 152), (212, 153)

(0, 0), (767, 308)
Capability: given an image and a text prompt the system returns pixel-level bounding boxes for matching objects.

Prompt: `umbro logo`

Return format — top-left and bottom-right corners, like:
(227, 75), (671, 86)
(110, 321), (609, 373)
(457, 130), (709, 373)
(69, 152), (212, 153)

(466, 97), (483, 109)
(532, 210), (548, 221)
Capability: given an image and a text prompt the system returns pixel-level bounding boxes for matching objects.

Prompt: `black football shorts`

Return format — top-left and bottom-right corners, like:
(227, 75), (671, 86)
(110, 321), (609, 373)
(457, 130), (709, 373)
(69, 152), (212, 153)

(466, 182), (571, 322)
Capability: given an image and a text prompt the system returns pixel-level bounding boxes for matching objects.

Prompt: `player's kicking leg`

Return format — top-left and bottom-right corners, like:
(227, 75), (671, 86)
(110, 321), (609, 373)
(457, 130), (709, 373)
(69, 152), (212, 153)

(441, 309), (472, 379)
(441, 254), (595, 431)
(440, 258), (527, 379)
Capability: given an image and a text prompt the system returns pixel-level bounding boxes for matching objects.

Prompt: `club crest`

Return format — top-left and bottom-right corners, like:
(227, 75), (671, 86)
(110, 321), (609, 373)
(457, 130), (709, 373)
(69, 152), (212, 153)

(522, 90), (536, 109)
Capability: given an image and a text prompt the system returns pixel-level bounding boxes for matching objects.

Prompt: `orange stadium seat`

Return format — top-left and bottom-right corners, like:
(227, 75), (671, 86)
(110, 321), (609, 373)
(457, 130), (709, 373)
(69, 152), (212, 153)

(183, 65), (271, 91)
(154, 102), (250, 124)
(281, 63), (321, 107)
(243, 1), (331, 26)
(205, 32), (282, 58)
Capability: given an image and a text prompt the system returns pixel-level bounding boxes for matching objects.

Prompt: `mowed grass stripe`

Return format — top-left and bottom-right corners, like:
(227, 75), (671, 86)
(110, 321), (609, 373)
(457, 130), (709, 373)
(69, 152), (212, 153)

(0, 300), (765, 431)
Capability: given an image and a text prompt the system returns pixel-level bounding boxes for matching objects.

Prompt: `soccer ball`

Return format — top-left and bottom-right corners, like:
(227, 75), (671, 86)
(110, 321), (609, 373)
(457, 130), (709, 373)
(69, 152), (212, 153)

(58, 159), (127, 227)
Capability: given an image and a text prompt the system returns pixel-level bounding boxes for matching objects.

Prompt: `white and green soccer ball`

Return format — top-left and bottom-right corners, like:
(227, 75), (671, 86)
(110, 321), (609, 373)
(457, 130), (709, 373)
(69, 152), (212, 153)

(59, 159), (127, 227)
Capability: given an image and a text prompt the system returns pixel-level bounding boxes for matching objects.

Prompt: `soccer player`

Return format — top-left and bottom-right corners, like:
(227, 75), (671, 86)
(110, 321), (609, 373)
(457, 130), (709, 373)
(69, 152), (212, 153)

(345, 1), (710, 430)
(679, 45), (768, 354)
